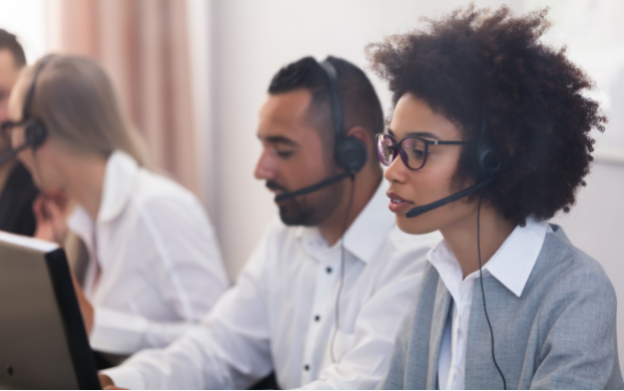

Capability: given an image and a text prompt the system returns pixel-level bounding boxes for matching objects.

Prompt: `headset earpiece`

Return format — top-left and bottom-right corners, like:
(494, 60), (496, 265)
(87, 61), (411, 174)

(336, 136), (367, 176)
(21, 56), (53, 151)
(24, 121), (48, 150)
(478, 145), (501, 177)
(320, 59), (368, 177)
(477, 111), (501, 178)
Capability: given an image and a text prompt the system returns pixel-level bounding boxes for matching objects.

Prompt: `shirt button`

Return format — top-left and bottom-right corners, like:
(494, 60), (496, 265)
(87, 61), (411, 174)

(304, 364), (310, 371)
(314, 315), (320, 322)
(326, 267), (332, 274)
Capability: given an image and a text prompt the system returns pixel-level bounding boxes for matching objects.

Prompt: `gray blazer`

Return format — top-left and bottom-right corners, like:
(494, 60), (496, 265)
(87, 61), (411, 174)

(379, 225), (624, 389)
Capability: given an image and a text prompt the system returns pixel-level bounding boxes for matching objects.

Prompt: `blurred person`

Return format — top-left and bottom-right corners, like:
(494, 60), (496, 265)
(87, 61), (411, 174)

(0, 29), (38, 235)
(4, 54), (229, 365)
(367, 5), (623, 389)
(99, 56), (441, 390)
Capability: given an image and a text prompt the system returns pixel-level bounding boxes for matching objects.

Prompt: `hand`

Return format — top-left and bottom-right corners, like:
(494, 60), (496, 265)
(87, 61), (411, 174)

(33, 191), (71, 244)
(99, 374), (127, 390)
(33, 191), (95, 333)
(70, 270), (94, 334)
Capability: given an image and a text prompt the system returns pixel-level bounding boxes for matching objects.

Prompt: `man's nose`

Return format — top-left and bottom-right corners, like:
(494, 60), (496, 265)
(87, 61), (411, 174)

(254, 150), (276, 180)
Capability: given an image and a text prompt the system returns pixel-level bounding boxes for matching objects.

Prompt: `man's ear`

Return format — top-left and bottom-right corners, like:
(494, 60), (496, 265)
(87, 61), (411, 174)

(345, 126), (372, 156)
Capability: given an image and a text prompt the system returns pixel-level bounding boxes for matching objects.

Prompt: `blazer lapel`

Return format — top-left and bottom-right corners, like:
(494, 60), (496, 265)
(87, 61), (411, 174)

(426, 277), (452, 389)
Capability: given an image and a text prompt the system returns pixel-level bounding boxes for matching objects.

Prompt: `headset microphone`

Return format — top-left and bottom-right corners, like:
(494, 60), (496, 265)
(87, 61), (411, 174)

(274, 172), (351, 202)
(405, 175), (500, 218)
(0, 143), (31, 167)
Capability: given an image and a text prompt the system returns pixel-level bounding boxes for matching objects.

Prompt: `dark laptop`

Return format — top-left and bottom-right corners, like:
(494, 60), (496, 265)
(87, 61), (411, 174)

(0, 231), (100, 389)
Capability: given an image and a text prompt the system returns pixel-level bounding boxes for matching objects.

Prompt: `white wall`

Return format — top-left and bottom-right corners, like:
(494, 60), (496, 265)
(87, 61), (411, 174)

(552, 160), (624, 369)
(0, 0), (47, 63)
(203, 0), (624, 371)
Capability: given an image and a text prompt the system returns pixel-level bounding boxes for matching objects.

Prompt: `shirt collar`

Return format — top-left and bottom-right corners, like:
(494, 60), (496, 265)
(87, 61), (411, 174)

(485, 217), (551, 297)
(296, 179), (395, 264)
(428, 216), (550, 298)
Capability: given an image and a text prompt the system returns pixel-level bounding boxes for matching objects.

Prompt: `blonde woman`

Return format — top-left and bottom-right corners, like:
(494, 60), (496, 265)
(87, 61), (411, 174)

(4, 54), (229, 364)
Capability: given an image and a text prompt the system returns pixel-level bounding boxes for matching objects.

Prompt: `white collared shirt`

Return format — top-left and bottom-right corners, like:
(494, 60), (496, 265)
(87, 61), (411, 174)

(103, 180), (442, 390)
(67, 151), (229, 355)
(432, 217), (552, 390)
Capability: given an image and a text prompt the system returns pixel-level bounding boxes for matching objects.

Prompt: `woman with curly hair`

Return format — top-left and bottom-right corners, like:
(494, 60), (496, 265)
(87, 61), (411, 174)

(367, 5), (623, 389)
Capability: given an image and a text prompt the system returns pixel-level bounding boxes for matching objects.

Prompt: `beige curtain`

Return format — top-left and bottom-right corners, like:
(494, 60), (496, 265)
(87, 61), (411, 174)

(47, 0), (197, 194)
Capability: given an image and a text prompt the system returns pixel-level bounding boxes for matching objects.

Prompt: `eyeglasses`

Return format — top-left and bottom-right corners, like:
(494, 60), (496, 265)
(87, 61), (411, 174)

(376, 132), (468, 170)
(0, 119), (29, 139)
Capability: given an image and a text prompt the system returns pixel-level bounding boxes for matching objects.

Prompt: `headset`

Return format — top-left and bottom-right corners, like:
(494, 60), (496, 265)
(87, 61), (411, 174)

(403, 110), (507, 388)
(0, 56), (51, 166)
(317, 58), (362, 364)
(274, 58), (368, 202)
(319, 60), (368, 177)
(272, 57), (367, 364)
(21, 57), (50, 150)
(474, 111), (506, 389)
(405, 110), (501, 217)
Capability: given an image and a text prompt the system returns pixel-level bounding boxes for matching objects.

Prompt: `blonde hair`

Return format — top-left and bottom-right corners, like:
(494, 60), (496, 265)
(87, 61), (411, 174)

(15, 54), (148, 166)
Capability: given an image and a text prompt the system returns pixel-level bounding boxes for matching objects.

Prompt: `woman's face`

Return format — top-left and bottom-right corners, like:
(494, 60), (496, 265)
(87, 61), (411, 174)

(384, 93), (477, 235)
(7, 80), (64, 191)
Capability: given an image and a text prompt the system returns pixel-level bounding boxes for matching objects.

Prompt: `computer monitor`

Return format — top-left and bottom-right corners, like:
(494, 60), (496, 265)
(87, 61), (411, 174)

(0, 231), (100, 389)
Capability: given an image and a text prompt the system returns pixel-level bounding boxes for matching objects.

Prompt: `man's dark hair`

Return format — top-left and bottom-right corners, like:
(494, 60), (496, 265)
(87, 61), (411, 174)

(367, 5), (605, 225)
(268, 56), (383, 163)
(0, 29), (26, 68)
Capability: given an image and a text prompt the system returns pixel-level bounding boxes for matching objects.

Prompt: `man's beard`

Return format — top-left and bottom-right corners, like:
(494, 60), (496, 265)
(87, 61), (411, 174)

(266, 174), (344, 227)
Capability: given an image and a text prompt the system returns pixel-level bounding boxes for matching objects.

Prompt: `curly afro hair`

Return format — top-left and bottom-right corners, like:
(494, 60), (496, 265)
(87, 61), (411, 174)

(366, 5), (606, 225)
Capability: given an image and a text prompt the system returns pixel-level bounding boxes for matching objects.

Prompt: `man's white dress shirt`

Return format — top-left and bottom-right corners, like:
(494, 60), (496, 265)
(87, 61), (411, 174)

(432, 217), (552, 390)
(103, 179), (442, 390)
(67, 151), (229, 355)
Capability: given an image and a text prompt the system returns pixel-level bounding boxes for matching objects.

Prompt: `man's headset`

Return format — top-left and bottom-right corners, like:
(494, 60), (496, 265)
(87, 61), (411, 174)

(272, 57), (368, 364)
(404, 110), (502, 218)
(274, 58), (368, 202)
(0, 56), (51, 166)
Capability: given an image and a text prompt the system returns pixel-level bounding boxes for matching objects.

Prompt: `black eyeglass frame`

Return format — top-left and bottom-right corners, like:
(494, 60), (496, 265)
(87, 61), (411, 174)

(0, 119), (33, 138)
(376, 132), (468, 170)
